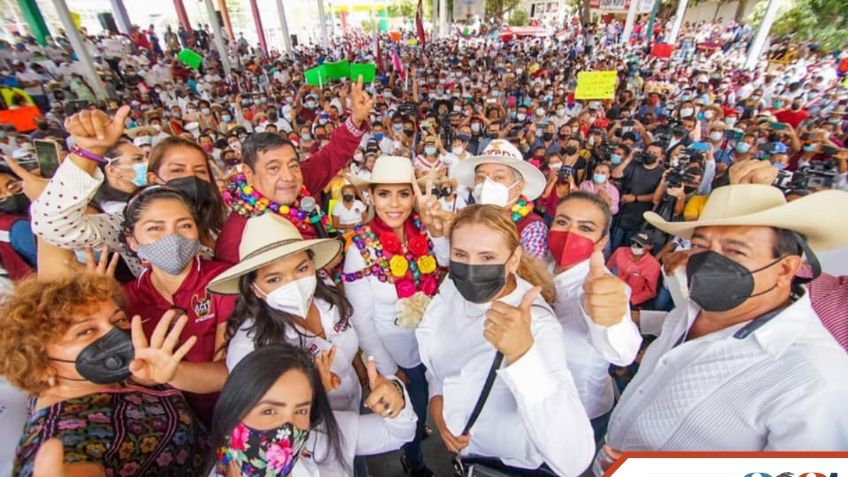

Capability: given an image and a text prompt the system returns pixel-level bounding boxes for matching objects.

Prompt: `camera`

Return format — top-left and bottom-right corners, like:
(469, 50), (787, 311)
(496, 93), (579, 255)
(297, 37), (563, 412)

(634, 150), (656, 164)
(774, 160), (839, 192)
(557, 165), (573, 182)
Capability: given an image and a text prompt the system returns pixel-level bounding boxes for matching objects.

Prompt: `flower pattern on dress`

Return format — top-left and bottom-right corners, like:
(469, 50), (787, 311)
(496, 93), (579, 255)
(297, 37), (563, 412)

(13, 385), (208, 477)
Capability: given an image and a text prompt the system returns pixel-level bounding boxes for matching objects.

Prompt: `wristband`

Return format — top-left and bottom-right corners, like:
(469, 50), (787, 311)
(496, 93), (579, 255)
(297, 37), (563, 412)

(71, 145), (108, 165)
(391, 379), (406, 403)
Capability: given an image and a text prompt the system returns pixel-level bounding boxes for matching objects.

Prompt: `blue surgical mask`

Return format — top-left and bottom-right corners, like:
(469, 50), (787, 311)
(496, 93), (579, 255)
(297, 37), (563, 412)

(803, 143), (818, 153)
(593, 173), (607, 184)
(374, 132), (384, 141)
(131, 163), (149, 187)
(773, 162), (785, 171)
(424, 146), (437, 155)
(610, 154), (622, 165)
(735, 142), (751, 154)
(222, 114), (232, 122)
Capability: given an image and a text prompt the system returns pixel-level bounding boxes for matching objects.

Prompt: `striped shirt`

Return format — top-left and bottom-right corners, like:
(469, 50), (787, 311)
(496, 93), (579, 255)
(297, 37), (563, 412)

(809, 273), (848, 351)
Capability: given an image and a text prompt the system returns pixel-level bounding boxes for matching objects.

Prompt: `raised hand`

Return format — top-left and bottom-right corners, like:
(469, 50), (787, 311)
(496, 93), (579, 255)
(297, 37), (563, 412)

(129, 311), (196, 385)
(485, 286), (539, 364)
(350, 75), (373, 128)
(64, 105), (131, 156)
(314, 347), (342, 392)
(364, 356), (405, 419)
(33, 438), (106, 477)
(729, 159), (779, 186)
(411, 173), (454, 238)
(84, 245), (120, 277)
(582, 251), (629, 327)
(3, 154), (47, 200)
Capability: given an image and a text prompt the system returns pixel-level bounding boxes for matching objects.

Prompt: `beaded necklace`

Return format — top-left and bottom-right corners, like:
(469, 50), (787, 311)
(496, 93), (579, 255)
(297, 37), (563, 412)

(511, 196), (533, 223)
(223, 174), (336, 234)
(340, 216), (442, 298)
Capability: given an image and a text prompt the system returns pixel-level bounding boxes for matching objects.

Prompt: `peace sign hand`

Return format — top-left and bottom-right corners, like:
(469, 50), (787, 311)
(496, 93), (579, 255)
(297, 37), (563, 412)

(350, 75), (373, 128)
(411, 173), (454, 238)
(582, 251), (629, 327)
(314, 347), (342, 392)
(364, 357), (405, 419)
(485, 286), (539, 364)
(129, 311), (196, 385)
(84, 245), (120, 277)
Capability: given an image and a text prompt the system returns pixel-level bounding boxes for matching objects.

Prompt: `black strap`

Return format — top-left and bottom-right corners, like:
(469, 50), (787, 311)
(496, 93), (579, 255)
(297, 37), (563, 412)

(462, 352), (504, 436)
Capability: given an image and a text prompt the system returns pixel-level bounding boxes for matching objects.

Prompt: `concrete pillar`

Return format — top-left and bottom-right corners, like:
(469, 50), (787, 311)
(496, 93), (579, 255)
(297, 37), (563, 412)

(745, 0), (779, 70)
(275, 0), (292, 53)
(203, 0), (232, 76)
(432, 0), (439, 37)
(217, 0), (234, 40)
(49, 0), (108, 99)
(109, 0), (132, 34)
(316, 0), (329, 47)
(173, 0), (194, 43)
(667, 0), (688, 45)
(247, 0), (268, 54)
(16, 0), (50, 46)
(621, 0), (640, 44)
(439, 0), (448, 38)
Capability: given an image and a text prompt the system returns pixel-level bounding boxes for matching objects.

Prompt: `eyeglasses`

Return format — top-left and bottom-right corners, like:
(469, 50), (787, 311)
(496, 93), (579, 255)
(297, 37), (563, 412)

(0, 180), (22, 200)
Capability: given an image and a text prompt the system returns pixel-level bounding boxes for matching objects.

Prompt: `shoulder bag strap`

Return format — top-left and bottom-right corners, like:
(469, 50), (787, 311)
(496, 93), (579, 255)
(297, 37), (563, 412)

(461, 351), (504, 436)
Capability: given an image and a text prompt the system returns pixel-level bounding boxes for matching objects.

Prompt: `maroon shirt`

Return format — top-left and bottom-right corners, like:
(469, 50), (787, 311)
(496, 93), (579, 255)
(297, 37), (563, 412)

(215, 117), (367, 264)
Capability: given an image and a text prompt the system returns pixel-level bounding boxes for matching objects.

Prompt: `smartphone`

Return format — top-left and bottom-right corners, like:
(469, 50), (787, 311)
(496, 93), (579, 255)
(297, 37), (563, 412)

(770, 122), (787, 130)
(34, 139), (61, 178)
(822, 145), (840, 155)
(690, 142), (710, 152)
(622, 120), (634, 127)
(725, 129), (744, 141)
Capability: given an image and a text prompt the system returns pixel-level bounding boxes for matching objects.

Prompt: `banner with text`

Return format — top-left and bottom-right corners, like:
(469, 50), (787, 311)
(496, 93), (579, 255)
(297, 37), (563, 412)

(575, 70), (618, 100)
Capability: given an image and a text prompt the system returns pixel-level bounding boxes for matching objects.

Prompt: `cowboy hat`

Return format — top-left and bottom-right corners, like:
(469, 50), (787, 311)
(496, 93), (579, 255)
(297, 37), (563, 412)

(126, 126), (158, 138)
(644, 185), (848, 252)
(348, 155), (432, 189)
(207, 213), (341, 295)
(453, 139), (546, 200)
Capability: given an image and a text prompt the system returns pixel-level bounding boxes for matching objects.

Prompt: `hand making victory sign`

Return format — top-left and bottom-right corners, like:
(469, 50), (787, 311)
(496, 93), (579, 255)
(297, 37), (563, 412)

(412, 173), (454, 238)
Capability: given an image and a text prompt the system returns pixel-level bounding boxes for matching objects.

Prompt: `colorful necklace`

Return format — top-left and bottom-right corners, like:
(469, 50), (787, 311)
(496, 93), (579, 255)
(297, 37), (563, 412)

(511, 196), (533, 223)
(223, 174), (336, 234)
(340, 216), (442, 298)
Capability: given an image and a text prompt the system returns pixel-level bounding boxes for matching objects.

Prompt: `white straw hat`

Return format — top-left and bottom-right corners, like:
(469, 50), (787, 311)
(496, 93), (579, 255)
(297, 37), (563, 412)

(452, 139), (547, 200)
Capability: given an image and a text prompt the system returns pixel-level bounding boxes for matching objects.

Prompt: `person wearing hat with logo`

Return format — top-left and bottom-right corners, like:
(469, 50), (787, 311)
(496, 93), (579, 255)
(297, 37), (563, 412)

(215, 77), (373, 265)
(547, 192), (641, 442)
(595, 185), (848, 470)
(453, 139), (550, 259)
(206, 213), (373, 414)
(606, 232), (662, 307)
(341, 156), (449, 477)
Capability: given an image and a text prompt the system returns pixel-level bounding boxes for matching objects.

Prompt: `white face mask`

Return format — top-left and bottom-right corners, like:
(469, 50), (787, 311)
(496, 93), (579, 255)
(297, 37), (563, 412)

(254, 275), (317, 318)
(680, 108), (694, 118)
(631, 245), (645, 256)
(709, 131), (723, 142)
(549, 162), (562, 170)
(452, 146), (465, 155)
(473, 177), (519, 207)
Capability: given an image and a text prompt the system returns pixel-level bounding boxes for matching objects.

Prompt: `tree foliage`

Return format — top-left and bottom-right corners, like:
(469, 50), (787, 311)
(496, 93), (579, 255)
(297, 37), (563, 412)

(509, 8), (529, 25)
(486, 0), (522, 22)
(749, 0), (848, 52)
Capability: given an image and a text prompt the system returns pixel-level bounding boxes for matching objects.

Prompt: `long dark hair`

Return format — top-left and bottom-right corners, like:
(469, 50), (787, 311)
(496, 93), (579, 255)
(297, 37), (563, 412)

(207, 344), (347, 474)
(224, 251), (352, 351)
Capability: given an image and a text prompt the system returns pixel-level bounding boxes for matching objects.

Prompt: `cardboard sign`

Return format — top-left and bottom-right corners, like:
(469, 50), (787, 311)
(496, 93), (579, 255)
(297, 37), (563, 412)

(304, 66), (329, 87)
(324, 61), (351, 80)
(177, 49), (203, 70)
(651, 43), (673, 58)
(574, 71), (617, 100)
(304, 63), (377, 86)
(349, 63), (376, 83)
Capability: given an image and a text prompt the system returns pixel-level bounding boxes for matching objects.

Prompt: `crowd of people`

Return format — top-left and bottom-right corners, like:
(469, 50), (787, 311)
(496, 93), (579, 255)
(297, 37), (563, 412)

(0, 10), (846, 477)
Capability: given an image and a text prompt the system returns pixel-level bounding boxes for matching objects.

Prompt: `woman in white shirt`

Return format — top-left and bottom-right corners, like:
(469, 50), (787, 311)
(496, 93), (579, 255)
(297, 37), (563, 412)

(206, 213), (366, 414)
(416, 204), (595, 476)
(209, 344), (415, 477)
(546, 192), (641, 441)
(341, 156), (449, 477)
(332, 184), (367, 233)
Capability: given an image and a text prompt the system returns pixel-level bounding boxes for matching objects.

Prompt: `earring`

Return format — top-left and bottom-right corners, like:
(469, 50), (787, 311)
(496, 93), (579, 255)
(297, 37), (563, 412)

(47, 375), (56, 387)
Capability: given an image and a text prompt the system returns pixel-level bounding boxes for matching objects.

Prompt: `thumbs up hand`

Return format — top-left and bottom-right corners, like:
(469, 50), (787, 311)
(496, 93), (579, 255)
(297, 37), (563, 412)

(364, 357), (405, 419)
(582, 250), (629, 327)
(485, 286), (540, 365)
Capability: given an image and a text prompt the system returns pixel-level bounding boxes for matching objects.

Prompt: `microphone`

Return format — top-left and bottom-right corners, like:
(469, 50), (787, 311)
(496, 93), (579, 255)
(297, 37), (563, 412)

(299, 196), (329, 238)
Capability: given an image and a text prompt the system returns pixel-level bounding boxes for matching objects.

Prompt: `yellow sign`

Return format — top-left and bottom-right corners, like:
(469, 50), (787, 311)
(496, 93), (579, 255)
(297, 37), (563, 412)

(843, 76), (848, 88)
(574, 71), (617, 100)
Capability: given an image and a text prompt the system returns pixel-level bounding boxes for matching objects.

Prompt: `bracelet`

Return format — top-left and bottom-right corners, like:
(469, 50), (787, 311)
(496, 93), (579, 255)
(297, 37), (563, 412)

(391, 379), (406, 403)
(71, 145), (108, 165)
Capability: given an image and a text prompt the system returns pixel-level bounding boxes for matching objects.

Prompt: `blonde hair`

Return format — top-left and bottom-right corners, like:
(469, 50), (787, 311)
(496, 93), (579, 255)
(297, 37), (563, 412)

(0, 274), (125, 395)
(450, 205), (556, 304)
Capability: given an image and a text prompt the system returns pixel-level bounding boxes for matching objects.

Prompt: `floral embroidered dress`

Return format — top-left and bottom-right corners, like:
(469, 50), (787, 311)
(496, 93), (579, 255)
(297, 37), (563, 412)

(13, 385), (208, 477)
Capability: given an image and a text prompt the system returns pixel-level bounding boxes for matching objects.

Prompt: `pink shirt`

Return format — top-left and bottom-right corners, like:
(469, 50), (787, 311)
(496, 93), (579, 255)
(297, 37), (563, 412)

(579, 180), (620, 214)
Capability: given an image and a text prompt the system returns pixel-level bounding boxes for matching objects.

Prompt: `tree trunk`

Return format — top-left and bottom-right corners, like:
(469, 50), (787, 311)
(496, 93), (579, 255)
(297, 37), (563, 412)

(734, 0), (748, 22)
(581, 0), (592, 25)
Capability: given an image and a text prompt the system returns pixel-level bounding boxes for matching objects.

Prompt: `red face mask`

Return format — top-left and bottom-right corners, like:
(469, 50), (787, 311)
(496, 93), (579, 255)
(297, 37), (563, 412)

(549, 230), (596, 270)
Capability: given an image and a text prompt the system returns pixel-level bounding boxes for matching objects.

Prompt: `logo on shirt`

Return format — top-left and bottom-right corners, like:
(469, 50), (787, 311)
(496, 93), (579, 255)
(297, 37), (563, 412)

(192, 293), (214, 323)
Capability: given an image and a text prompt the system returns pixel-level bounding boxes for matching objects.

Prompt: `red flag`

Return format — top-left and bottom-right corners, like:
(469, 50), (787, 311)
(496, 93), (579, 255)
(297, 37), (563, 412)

(376, 37), (384, 73)
(415, 0), (426, 46)
(392, 47), (405, 79)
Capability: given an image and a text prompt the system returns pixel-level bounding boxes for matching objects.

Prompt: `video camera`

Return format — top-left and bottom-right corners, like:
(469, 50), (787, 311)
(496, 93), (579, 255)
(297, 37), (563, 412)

(774, 160), (839, 192)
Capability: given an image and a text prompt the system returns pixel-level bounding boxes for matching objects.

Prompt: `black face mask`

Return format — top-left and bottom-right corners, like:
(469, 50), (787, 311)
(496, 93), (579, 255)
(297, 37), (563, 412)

(342, 194), (354, 202)
(404, 129), (415, 136)
(683, 185), (698, 194)
(49, 328), (135, 384)
(449, 259), (508, 304)
(564, 146), (577, 156)
(0, 193), (30, 215)
(542, 132), (554, 141)
(488, 131), (499, 138)
(166, 176), (217, 209)
(642, 153), (658, 165)
(686, 251), (782, 312)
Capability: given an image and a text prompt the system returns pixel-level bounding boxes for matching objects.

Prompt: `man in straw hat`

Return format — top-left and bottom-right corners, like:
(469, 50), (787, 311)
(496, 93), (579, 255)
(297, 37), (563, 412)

(452, 139), (549, 258)
(594, 185), (848, 467)
(215, 76), (373, 264)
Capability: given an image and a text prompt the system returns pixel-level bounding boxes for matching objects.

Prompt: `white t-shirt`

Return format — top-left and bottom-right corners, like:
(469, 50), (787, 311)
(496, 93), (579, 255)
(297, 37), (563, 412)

(333, 200), (366, 225)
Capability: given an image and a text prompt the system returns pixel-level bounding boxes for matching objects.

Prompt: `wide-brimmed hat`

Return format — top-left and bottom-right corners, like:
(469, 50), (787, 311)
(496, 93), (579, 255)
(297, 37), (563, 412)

(126, 126), (158, 138)
(453, 139), (546, 200)
(207, 213), (341, 295)
(348, 155), (431, 189)
(644, 185), (848, 252)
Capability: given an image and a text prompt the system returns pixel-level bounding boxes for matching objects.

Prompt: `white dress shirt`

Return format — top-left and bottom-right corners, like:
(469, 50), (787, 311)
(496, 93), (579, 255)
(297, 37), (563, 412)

(553, 259), (642, 419)
(417, 277), (595, 477)
(292, 379), (417, 477)
(226, 298), (362, 413)
(602, 291), (848, 457)
(343, 234), (450, 374)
